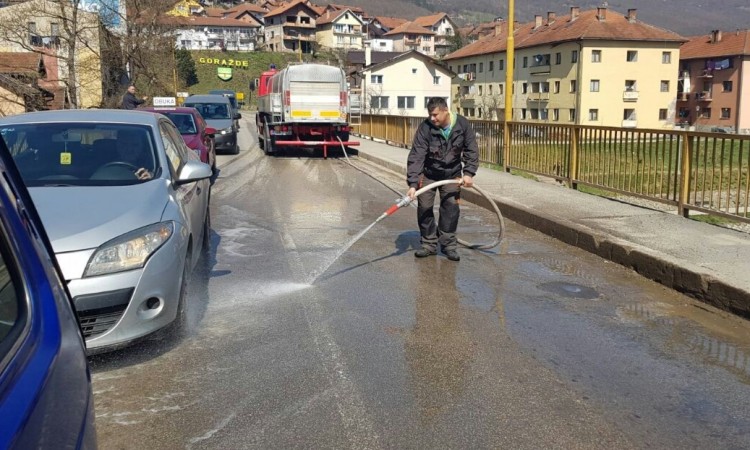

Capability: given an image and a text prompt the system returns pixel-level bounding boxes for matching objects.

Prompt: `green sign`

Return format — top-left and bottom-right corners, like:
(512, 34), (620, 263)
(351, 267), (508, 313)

(217, 67), (233, 81)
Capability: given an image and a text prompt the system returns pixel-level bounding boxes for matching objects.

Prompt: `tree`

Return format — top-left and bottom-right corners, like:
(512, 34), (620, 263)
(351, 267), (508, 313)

(175, 47), (197, 87)
(446, 32), (464, 55)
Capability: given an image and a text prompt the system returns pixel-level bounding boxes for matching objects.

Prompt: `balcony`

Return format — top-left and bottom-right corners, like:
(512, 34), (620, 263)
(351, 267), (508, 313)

(527, 92), (550, 101)
(699, 69), (713, 78)
(697, 91), (713, 101)
(622, 119), (637, 128)
(529, 64), (551, 75)
(334, 27), (361, 35)
(29, 35), (60, 48)
(677, 92), (689, 101)
(459, 95), (476, 107)
(623, 90), (639, 101)
(284, 34), (314, 41)
(457, 72), (476, 82)
(284, 21), (316, 28)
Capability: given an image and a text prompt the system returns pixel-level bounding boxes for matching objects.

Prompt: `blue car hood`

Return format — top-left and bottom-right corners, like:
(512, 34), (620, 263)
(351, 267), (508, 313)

(29, 182), (168, 253)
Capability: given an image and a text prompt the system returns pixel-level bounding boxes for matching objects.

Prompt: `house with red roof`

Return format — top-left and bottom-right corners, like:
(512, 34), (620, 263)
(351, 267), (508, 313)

(262, 0), (320, 54)
(678, 29), (750, 133)
(315, 8), (365, 50)
(383, 21), (436, 56)
(413, 12), (458, 57)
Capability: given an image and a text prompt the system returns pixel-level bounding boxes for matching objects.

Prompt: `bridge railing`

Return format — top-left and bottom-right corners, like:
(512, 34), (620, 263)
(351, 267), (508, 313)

(353, 115), (750, 223)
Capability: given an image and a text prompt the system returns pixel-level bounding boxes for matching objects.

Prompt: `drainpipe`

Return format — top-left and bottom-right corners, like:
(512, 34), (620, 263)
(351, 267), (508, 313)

(736, 55), (743, 132)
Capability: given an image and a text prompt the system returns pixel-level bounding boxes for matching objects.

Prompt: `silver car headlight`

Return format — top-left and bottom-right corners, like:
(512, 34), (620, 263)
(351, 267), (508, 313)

(220, 127), (232, 135)
(84, 222), (174, 277)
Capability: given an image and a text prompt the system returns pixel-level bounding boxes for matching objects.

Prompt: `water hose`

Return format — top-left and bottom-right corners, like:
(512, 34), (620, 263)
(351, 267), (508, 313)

(337, 137), (505, 250)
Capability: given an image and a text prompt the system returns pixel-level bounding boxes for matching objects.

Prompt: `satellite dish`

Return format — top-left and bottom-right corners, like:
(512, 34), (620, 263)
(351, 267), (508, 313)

(534, 54), (544, 63)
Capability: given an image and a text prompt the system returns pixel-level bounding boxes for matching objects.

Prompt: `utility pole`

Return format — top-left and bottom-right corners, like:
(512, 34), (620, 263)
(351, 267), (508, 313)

(503, 0), (515, 171)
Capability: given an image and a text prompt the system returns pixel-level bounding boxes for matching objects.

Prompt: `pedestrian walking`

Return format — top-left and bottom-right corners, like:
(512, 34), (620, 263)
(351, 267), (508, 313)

(120, 85), (148, 110)
(406, 97), (479, 261)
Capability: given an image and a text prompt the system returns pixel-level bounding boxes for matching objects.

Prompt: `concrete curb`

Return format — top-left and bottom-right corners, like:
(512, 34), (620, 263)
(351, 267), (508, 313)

(357, 151), (750, 319)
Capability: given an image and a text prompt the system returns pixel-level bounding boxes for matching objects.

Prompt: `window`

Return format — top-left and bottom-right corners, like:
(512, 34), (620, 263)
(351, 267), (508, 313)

(479, 62), (483, 72)
(701, 108), (711, 118)
(540, 109), (549, 120)
(521, 108), (527, 119)
(555, 52), (561, 65)
(411, 68), (417, 74)
(570, 80), (577, 93)
(553, 81), (560, 94)
(553, 108), (559, 121)
(0, 237), (22, 361)
(721, 108), (731, 119)
(488, 84), (493, 95)
(530, 109), (539, 120)
(660, 80), (669, 92)
(397, 96), (415, 109)
(50, 23), (59, 37)
(590, 79), (600, 92)
(659, 109), (668, 120)
(627, 50), (638, 62)
(591, 50), (601, 62)
(522, 82), (528, 94)
(489, 61), (494, 71)
(370, 96), (388, 109)
(569, 109), (576, 121)
(522, 56), (528, 68)
(662, 51), (671, 64)
(370, 74), (383, 84)
(478, 85), (483, 96)
(433, 75), (441, 85)
(625, 80), (637, 92)
(722, 81), (733, 92)
(589, 109), (599, 121)
(499, 59), (504, 70)
(498, 83), (504, 95)
(623, 109), (636, 120)
(571, 50), (578, 63)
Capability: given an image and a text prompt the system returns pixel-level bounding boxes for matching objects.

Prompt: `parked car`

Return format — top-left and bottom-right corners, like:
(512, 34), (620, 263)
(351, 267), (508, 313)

(141, 106), (217, 171)
(0, 110), (213, 352)
(184, 94), (240, 154)
(0, 134), (97, 448)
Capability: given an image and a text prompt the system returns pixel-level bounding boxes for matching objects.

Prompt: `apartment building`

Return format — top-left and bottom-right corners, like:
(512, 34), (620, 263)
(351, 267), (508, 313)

(444, 7), (686, 129)
(263, 0), (319, 54)
(413, 13), (457, 57)
(383, 22), (436, 56)
(315, 8), (364, 50)
(678, 29), (750, 134)
(170, 16), (261, 51)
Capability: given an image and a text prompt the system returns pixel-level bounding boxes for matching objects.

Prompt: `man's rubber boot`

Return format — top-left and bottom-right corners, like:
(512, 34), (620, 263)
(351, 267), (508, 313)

(415, 248), (437, 258)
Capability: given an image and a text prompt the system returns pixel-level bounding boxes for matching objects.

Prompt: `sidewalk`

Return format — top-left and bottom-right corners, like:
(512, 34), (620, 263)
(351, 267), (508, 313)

(352, 135), (750, 320)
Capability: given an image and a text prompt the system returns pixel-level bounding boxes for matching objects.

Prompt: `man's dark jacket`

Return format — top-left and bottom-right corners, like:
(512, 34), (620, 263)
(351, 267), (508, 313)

(407, 114), (479, 188)
(121, 92), (144, 110)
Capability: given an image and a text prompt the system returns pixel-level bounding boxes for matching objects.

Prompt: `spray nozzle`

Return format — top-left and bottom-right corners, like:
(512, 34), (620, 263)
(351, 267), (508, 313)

(396, 195), (412, 208)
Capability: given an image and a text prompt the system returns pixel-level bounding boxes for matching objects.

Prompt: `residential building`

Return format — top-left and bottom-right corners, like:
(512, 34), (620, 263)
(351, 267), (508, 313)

(357, 49), (453, 117)
(678, 29), (750, 133)
(367, 17), (407, 52)
(444, 7), (686, 128)
(263, 0), (319, 54)
(458, 19), (504, 44)
(169, 15), (261, 51)
(383, 22), (436, 56)
(322, 4), (367, 23)
(346, 48), (403, 79)
(167, 0), (204, 17)
(0, 0), (105, 109)
(413, 12), (457, 57)
(315, 8), (364, 50)
(0, 52), (57, 115)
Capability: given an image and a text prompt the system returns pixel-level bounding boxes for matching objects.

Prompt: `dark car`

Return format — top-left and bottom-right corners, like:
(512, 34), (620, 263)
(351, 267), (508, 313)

(184, 94), (240, 155)
(0, 133), (97, 449)
(208, 89), (239, 125)
(141, 106), (217, 170)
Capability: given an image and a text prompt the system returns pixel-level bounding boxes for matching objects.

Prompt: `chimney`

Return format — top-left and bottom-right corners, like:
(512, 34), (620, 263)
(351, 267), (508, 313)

(547, 11), (556, 24)
(364, 42), (371, 67)
(627, 9), (637, 23)
(715, 30), (722, 42)
(596, 6), (607, 21)
(534, 15), (542, 29)
(570, 6), (580, 21)
(494, 22), (503, 37)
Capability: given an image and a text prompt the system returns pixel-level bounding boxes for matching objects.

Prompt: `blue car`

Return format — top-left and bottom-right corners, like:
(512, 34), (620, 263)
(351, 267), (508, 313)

(0, 133), (96, 448)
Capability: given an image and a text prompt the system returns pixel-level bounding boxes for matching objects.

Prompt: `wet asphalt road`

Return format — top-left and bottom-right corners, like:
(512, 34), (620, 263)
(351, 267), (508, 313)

(90, 117), (750, 449)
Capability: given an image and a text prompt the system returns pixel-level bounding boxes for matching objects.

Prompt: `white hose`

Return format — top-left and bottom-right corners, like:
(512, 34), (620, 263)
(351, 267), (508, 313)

(337, 137), (505, 250)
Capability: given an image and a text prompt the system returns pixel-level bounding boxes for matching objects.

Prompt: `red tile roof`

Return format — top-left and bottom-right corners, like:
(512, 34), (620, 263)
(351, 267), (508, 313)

(445, 8), (686, 60)
(0, 52), (42, 75)
(225, 3), (267, 16)
(164, 15), (260, 28)
(373, 16), (407, 30)
(680, 30), (750, 59)
(265, 0), (319, 18)
(327, 3), (364, 14)
(384, 21), (435, 37)
(203, 7), (226, 17)
(413, 13), (447, 28)
(316, 9), (359, 26)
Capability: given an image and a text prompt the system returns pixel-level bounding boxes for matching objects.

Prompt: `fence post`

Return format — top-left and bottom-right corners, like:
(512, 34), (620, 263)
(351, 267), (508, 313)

(503, 121), (510, 171)
(568, 126), (580, 189)
(403, 117), (408, 146)
(678, 131), (692, 217)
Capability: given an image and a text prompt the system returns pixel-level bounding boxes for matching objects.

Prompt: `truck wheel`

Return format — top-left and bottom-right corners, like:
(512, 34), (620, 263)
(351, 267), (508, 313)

(263, 122), (275, 155)
(339, 132), (350, 143)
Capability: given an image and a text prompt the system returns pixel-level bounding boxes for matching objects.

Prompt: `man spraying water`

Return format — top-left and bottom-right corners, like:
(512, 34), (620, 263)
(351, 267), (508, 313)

(406, 97), (479, 262)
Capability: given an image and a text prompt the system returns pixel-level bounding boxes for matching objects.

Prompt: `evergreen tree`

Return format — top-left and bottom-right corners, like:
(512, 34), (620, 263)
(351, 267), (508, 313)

(175, 48), (198, 87)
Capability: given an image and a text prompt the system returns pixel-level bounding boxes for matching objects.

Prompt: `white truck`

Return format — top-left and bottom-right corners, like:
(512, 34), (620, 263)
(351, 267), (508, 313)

(256, 63), (359, 157)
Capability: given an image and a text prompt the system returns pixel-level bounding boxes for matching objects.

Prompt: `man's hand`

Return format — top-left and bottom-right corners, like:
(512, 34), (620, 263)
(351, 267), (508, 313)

(407, 187), (417, 200)
(142, 96), (148, 101)
(462, 175), (474, 188)
(135, 168), (152, 180)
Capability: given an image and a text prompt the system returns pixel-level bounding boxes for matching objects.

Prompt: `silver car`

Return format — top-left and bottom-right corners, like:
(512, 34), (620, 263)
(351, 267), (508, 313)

(0, 110), (213, 351)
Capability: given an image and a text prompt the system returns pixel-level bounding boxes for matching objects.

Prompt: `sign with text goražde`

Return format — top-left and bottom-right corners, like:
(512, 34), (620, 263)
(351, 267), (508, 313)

(198, 57), (250, 68)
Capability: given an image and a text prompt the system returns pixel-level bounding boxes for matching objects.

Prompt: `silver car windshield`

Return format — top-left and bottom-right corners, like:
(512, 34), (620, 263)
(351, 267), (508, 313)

(0, 123), (160, 187)
(186, 103), (230, 120)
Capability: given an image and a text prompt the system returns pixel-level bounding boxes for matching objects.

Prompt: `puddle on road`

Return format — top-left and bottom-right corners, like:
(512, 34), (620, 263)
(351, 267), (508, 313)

(538, 281), (600, 299)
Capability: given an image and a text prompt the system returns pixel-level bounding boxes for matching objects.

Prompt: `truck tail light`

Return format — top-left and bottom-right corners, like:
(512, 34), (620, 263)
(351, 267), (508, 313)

(284, 90), (291, 106)
(340, 92), (347, 107)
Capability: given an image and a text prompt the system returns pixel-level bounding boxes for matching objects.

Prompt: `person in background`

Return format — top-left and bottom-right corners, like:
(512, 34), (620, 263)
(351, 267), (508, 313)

(406, 97), (479, 262)
(121, 85), (148, 110)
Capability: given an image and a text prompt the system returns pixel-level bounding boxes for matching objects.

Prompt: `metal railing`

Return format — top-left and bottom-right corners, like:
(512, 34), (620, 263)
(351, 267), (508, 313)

(354, 114), (750, 223)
